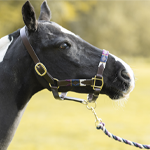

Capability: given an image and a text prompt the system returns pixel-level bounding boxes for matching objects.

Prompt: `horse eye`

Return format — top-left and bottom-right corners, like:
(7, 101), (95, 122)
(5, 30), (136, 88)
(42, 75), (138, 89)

(60, 42), (70, 49)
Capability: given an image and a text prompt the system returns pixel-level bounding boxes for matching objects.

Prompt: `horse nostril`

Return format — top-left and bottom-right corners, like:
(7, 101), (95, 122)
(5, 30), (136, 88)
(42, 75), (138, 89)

(121, 70), (130, 81)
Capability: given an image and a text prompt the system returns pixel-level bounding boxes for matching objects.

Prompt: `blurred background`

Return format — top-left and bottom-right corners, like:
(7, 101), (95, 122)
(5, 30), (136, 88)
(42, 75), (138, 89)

(1, 0), (150, 57)
(1, 0), (150, 150)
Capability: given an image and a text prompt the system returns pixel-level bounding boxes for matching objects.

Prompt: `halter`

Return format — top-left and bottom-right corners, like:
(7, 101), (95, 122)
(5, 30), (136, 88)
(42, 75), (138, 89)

(20, 27), (150, 149)
(20, 26), (109, 103)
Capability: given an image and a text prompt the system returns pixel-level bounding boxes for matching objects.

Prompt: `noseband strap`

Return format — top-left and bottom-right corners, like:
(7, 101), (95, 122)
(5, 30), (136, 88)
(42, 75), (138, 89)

(20, 26), (109, 103)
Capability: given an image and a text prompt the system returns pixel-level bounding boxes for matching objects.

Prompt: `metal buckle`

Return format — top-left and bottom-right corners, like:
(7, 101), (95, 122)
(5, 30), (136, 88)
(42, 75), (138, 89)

(35, 63), (47, 76)
(91, 76), (104, 90)
(49, 78), (59, 89)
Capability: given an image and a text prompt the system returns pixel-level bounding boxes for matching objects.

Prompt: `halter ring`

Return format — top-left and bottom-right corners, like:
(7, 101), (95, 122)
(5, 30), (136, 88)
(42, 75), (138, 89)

(86, 101), (97, 110)
(49, 78), (59, 89)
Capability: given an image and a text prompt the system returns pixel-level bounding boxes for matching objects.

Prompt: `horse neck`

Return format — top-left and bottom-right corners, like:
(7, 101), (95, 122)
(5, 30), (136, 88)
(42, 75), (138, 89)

(0, 30), (43, 149)
(2, 30), (43, 109)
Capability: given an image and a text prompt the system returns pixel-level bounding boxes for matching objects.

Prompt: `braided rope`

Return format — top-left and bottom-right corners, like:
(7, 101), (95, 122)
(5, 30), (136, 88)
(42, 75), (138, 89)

(96, 122), (150, 149)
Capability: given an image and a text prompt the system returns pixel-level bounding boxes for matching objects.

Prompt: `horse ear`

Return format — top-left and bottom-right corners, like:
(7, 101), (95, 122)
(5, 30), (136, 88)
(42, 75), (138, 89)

(22, 1), (38, 32)
(38, 1), (51, 21)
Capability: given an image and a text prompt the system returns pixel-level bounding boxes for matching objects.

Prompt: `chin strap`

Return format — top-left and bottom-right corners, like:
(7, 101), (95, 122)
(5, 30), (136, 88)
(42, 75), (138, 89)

(20, 26), (109, 103)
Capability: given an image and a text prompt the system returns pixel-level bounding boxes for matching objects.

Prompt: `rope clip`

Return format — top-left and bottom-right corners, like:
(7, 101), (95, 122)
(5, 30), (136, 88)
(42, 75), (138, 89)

(84, 100), (102, 127)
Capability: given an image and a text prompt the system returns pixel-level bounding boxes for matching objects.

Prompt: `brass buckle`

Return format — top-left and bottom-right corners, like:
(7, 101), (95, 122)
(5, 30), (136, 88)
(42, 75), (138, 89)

(35, 63), (47, 76)
(91, 76), (104, 90)
(49, 78), (59, 89)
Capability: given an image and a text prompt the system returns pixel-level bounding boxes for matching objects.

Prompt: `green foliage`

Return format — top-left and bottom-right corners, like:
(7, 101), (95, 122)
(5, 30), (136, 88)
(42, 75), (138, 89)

(1, 1), (150, 57)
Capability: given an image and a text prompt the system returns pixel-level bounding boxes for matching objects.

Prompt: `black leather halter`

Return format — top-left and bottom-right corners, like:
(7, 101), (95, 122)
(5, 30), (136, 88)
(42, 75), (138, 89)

(20, 26), (109, 103)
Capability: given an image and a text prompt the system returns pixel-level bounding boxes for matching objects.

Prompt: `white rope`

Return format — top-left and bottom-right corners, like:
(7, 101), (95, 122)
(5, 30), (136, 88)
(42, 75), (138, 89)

(96, 122), (150, 149)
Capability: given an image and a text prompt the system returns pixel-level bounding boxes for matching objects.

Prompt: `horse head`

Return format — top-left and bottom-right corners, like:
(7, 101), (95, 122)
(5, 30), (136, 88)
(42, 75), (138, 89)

(0, 1), (136, 149)
(21, 1), (135, 101)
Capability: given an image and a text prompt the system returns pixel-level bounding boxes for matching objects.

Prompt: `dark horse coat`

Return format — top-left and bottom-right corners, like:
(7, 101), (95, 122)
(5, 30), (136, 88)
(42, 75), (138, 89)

(0, 1), (134, 149)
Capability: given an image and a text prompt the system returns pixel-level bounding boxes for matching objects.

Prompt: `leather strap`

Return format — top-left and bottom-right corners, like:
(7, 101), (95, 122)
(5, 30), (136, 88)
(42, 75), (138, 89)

(57, 79), (93, 87)
(20, 26), (54, 85)
(20, 27), (40, 64)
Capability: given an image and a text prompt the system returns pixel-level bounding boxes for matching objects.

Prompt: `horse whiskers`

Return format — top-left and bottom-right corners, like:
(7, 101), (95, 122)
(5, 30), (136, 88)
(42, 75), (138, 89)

(112, 97), (128, 109)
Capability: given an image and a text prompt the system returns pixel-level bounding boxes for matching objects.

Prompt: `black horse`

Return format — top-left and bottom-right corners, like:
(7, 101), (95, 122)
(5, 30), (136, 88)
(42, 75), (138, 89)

(0, 1), (134, 149)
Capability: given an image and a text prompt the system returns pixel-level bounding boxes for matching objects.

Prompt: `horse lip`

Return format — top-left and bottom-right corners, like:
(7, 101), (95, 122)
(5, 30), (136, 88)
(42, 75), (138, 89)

(110, 83), (134, 100)
(122, 83), (134, 98)
(122, 93), (130, 99)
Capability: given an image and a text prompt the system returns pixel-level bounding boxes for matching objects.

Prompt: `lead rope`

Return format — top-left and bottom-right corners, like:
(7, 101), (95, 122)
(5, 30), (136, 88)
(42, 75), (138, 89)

(84, 100), (150, 149)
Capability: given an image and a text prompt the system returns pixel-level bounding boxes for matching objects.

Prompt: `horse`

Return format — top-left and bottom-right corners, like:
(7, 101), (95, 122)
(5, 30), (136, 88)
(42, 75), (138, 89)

(0, 1), (135, 149)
